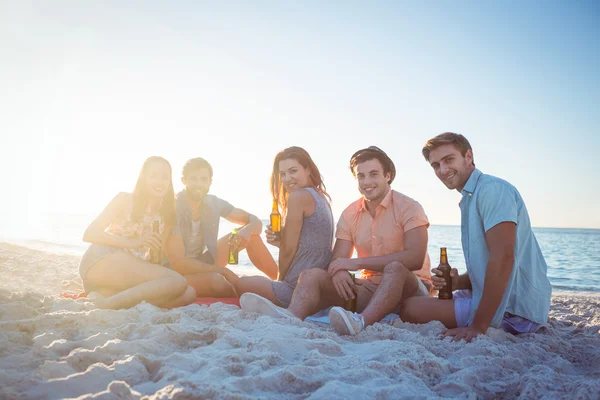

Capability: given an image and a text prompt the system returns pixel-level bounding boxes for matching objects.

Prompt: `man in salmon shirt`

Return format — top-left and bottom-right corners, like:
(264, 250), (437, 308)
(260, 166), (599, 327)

(240, 146), (432, 336)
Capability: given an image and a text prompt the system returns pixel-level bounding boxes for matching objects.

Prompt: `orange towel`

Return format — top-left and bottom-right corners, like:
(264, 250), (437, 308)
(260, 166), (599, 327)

(60, 292), (88, 299)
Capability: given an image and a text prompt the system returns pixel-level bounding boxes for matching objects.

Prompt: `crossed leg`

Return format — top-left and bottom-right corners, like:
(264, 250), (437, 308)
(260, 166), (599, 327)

(287, 269), (347, 320)
(84, 251), (196, 309)
(288, 261), (422, 326)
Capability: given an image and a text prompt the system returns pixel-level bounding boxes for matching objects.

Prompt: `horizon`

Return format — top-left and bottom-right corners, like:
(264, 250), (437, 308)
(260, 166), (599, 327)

(1, 1), (599, 230)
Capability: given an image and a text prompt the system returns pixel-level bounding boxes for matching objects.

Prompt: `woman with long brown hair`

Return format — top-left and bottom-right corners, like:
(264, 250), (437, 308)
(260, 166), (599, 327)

(224, 146), (334, 308)
(79, 156), (196, 309)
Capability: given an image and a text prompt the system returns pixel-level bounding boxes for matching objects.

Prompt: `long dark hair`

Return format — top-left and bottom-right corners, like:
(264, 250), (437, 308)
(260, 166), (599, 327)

(130, 156), (176, 227)
(270, 146), (330, 216)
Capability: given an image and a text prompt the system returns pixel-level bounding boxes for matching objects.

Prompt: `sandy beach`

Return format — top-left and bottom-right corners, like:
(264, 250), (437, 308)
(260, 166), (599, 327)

(1, 242), (599, 399)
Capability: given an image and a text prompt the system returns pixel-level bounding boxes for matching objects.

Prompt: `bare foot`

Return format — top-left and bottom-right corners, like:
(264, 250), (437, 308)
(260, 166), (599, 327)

(87, 292), (109, 309)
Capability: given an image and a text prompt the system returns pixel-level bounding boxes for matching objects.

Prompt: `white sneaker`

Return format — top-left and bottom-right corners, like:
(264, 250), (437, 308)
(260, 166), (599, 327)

(240, 293), (296, 319)
(329, 306), (365, 336)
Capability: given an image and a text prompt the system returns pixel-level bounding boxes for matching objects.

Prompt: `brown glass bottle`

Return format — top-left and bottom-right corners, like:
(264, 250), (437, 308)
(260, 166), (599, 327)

(149, 220), (161, 264)
(228, 228), (240, 265)
(437, 247), (453, 299)
(270, 200), (282, 241)
(345, 273), (358, 312)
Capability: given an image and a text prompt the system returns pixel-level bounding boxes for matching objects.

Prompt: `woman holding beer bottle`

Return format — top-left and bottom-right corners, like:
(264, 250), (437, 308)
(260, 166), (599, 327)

(223, 146), (334, 308)
(79, 156), (196, 309)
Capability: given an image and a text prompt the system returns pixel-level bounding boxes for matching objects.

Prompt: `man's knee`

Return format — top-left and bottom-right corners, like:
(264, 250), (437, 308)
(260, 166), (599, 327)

(298, 268), (329, 285)
(248, 233), (264, 246)
(383, 261), (410, 277)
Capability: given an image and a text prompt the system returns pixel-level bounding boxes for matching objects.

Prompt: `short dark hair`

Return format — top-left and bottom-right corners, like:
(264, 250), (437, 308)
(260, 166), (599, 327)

(182, 157), (213, 178)
(422, 132), (475, 166)
(349, 146), (396, 184)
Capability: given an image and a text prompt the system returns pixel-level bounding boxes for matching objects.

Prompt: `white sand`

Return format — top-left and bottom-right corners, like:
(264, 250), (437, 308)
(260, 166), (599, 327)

(1, 243), (599, 399)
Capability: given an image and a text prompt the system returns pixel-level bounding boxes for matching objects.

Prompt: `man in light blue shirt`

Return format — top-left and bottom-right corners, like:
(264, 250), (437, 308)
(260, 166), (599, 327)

(400, 132), (551, 342)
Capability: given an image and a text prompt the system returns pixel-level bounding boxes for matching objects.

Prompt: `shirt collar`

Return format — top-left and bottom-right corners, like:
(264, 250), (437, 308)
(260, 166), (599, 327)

(360, 187), (393, 211)
(461, 168), (482, 197)
(177, 190), (209, 217)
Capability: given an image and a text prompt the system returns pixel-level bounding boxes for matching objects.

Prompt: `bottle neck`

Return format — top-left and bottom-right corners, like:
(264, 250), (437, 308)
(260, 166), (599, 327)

(440, 248), (448, 264)
(272, 201), (279, 213)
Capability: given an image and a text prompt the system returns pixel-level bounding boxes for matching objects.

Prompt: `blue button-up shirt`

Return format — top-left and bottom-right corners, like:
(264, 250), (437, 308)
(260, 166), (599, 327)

(460, 169), (551, 327)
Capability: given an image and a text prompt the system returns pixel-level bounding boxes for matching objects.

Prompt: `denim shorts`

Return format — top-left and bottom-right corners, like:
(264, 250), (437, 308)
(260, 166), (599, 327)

(453, 289), (541, 334)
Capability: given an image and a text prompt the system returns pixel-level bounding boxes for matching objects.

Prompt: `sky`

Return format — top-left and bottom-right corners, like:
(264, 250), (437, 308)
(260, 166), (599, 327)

(1, 0), (599, 233)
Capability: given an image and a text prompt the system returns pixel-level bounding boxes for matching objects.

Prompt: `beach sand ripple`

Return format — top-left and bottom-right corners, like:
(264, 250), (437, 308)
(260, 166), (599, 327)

(1, 243), (599, 399)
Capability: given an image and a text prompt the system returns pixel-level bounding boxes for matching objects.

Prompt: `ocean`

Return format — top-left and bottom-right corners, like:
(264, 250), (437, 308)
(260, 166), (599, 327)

(1, 212), (598, 293)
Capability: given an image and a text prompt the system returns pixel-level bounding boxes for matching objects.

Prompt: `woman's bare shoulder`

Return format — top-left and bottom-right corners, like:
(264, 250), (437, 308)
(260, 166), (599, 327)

(287, 188), (317, 211)
(110, 192), (133, 216)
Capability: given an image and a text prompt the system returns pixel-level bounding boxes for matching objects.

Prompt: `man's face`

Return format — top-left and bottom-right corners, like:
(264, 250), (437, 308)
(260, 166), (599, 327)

(354, 158), (391, 202)
(182, 168), (212, 202)
(428, 144), (474, 191)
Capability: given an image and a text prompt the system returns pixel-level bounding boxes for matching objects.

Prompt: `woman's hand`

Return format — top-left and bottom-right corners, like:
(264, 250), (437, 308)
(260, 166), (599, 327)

(129, 232), (162, 250)
(265, 224), (281, 248)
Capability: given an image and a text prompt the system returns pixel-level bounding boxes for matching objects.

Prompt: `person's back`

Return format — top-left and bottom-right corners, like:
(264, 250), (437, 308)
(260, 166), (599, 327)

(461, 170), (551, 326)
(234, 146), (335, 309)
(279, 187), (334, 287)
(400, 132), (552, 342)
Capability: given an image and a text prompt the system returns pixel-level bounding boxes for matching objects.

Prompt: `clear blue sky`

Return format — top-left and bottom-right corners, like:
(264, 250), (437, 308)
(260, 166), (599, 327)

(1, 1), (599, 229)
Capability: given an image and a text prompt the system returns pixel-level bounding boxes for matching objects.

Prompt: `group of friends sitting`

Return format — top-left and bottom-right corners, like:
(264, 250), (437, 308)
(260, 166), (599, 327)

(79, 132), (552, 342)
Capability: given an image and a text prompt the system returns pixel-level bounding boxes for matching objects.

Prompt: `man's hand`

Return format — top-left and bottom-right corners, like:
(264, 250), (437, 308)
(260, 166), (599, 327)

(441, 325), (486, 343)
(431, 267), (459, 291)
(237, 226), (253, 249)
(332, 271), (357, 301)
(328, 258), (357, 276)
(219, 267), (238, 282)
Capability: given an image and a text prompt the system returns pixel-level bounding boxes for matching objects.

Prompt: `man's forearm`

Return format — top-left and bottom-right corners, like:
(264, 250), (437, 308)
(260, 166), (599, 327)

(457, 273), (472, 291)
(471, 257), (513, 331)
(245, 215), (263, 235)
(353, 250), (424, 272)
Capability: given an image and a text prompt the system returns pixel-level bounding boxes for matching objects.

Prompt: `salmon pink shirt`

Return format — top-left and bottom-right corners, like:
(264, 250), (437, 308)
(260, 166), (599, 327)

(336, 189), (432, 285)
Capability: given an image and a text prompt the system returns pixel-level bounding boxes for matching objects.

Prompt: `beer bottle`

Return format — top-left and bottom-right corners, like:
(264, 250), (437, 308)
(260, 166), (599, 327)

(270, 200), (282, 241)
(437, 247), (453, 300)
(228, 228), (240, 265)
(149, 220), (161, 264)
(345, 272), (358, 312)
